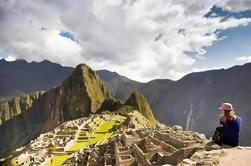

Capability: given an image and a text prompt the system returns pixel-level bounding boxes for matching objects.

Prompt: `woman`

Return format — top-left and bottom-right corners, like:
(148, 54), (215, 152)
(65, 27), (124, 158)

(219, 103), (242, 147)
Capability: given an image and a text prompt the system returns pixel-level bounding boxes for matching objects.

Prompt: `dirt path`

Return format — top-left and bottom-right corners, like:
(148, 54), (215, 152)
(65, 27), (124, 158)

(219, 147), (251, 166)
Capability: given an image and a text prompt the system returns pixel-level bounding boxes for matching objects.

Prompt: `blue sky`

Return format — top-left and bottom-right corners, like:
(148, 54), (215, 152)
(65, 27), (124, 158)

(0, 0), (251, 81)
(194, 7), (251, 70)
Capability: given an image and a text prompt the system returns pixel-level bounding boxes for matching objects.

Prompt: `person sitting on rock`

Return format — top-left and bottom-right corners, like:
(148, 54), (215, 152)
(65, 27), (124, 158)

(219, 103), (242, 147)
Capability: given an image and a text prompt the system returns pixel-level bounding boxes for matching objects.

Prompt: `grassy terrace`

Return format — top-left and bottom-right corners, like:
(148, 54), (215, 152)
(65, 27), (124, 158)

(45, 115), (126, 166)
(45, 155), (71, 166)
(68, 121), (115, 152)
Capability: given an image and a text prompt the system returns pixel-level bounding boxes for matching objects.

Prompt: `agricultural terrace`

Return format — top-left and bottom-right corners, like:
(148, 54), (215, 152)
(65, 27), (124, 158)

(45, 114), (126, 166)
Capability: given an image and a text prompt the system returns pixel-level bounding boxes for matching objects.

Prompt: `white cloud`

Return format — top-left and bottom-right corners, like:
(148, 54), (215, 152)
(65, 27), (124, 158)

(0, 0), (251, 82)
(4, 55), (16, 62)
(236, 56), (251, 63)
(217, 0), (251, 12)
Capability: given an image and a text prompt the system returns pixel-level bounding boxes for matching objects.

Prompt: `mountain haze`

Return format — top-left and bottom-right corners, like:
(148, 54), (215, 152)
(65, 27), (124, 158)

(0, 59), (73, 100)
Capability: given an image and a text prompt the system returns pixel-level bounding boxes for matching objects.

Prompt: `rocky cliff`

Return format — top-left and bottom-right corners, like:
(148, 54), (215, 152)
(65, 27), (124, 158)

(125, 91), (157, 127)
(0, 91), (44, 125)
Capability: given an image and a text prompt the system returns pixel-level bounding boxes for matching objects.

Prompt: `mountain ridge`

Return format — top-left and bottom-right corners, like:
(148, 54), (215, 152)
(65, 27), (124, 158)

(1, 59), (251, 146)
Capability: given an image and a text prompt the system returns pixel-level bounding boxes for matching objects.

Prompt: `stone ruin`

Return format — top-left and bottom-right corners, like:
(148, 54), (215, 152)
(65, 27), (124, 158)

(9, 113), (211, 166)
(62, 125), (207, 166)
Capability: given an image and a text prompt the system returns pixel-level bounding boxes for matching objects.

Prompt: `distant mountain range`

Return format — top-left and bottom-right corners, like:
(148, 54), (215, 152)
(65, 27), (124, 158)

(0, 59), (250, 146)
(0, 59), (73, 100)
(0, 58), (173, 111)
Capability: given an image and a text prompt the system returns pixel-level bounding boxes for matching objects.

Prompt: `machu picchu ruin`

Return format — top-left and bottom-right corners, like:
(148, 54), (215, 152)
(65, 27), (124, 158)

(1, 112), (213, 166)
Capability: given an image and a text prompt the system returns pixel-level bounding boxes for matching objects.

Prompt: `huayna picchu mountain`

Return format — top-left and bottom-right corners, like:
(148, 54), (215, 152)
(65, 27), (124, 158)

(0, 64), (156, 158)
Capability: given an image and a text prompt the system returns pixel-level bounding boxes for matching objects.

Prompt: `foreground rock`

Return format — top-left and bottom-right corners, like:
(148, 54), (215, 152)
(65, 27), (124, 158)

(180, 145), (251, 166)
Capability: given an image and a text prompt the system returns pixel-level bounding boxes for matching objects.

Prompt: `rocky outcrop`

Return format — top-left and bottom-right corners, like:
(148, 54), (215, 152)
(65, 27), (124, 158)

(96, 91), (157, 127)
(125, 91), (157, 127)
(0, 91), (44, 125)
(121, 111), (153, 129)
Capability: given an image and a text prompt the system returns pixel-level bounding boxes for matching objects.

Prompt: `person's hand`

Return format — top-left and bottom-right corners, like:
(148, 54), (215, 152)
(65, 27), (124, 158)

(220, 118), (224, 126)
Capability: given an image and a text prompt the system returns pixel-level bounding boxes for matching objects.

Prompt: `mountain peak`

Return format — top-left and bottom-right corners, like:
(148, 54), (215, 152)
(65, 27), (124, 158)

(48, 63), (110, 124)
(125, 91), (157, 127)
(0, 58), (6, 62)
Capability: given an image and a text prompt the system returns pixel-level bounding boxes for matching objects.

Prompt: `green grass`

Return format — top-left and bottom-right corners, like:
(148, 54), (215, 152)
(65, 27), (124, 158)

(48, 146), (57, 154)
(68, 121), (116, 152)
(96, 121), (116, 132)
(10, 158), (19, 166)
(45, 116), (126, 165)
(45, 154), (71, 166)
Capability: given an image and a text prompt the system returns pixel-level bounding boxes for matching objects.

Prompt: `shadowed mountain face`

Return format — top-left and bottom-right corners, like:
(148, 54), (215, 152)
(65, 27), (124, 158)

(0, 59), (73, 100)
(97, 70), (143, 101)
(154, 63), (251, 146)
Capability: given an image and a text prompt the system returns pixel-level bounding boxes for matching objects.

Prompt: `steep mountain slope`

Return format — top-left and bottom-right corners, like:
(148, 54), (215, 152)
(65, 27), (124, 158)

(125, 92), (157, 127)
(139, 79), (173, 108)
(0, 91), (44, 125)
(0, 59), (73, 99)
(155, 63), (251, 145)
(0, 64), (157, 158)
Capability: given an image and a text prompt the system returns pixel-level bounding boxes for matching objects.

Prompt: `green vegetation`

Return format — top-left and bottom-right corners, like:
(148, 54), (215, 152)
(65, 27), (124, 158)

(48, 146), (57, 154)
(45, 154), (71, 166)
(57, 130), (76, 136)
(82, 66), (109, 113)
(0, 91), (44, 125)
(10, 158), (18, 166)
(68, 121), (117, 152)
(46, 115), (126, 165)
(115, 106), (134, 116)
(66, 64), (110, 115)
(125, 91), (157, 127)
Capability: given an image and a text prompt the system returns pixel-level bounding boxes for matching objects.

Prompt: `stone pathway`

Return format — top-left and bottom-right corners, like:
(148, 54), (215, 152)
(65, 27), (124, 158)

(219, 147), (251, 166)
(64, 122), (85, 151)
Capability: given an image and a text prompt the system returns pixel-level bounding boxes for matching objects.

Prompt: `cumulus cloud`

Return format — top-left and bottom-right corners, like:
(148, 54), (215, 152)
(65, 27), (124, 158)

(0, 0), (251, 81)
(236, 56), (251, 63)
(217, 0), (251, 12)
